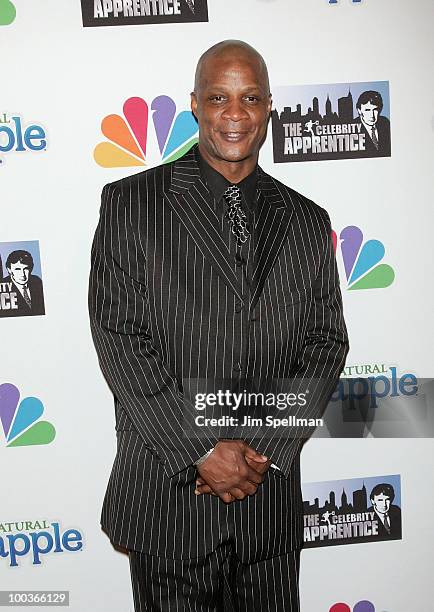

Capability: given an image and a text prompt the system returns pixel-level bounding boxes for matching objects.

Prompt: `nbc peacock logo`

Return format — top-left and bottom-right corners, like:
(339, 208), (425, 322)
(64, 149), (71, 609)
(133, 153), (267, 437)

(94, 95), (198, 168)
(330, 601), (380, 612)
(0, 383), (56, 447)
(0, 0), (16, 25)
(332, 225), (395, 290)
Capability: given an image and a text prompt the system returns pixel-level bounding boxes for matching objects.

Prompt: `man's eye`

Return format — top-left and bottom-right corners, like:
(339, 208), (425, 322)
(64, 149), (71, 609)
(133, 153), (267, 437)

(244, 96), (260, 103)
(210, 95), (226, 102)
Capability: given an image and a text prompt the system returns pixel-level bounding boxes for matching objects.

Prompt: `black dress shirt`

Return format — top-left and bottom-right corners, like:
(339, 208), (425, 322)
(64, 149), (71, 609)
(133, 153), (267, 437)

(195, 148), (258, 217)
(195, 148), (258, 286)
(194, 149), (283, 466)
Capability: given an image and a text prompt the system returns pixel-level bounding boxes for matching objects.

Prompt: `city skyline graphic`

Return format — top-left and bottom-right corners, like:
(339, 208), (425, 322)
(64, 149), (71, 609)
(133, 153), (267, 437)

(303, 474), (401, 510)
(272, 81), (390, 121)
(271, 81), (391, 163)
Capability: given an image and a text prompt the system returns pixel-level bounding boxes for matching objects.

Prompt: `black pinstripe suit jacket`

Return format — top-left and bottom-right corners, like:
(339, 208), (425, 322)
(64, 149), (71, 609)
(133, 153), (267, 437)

(88, 145), (349, 562)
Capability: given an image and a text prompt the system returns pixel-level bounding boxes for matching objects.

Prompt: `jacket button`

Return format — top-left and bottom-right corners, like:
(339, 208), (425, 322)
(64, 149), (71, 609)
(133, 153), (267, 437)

(235, 301), (244, 313)
(233, 362), (242, 372)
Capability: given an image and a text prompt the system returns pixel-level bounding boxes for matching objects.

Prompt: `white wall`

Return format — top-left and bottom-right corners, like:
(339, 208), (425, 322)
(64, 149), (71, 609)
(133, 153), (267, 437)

(2, 1), (433, 610)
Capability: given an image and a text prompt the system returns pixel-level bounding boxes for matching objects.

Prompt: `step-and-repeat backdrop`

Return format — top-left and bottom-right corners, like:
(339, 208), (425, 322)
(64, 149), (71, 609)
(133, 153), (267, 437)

(2, 1), (433, 610)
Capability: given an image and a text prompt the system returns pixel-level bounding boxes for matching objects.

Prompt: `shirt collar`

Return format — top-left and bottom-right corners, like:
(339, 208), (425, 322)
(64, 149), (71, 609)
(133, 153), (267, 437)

(10, 278), (27, 295)
(195, 147), (258, 210)
(361, 118), (377, 134)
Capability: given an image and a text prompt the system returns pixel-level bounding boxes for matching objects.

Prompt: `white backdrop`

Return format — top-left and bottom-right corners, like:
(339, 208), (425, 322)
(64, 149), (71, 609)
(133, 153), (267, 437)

(2, 1), (433, 610)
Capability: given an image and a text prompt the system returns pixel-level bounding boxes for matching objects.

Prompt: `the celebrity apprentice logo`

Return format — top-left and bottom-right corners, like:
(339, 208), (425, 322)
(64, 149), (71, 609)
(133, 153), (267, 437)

(303, 474), (402, 548)
(81, 0), (208, 27)
(272, 81), (391, 163)
(0, 240), (46, 317)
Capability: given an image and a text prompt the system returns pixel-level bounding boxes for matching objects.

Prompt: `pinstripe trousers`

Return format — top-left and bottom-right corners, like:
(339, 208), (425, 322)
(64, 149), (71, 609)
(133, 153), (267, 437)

(128, 544), (300, 611)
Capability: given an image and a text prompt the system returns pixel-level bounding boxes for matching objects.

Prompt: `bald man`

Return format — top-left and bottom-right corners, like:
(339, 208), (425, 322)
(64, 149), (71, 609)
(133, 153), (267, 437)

(89, 40), (348, 611)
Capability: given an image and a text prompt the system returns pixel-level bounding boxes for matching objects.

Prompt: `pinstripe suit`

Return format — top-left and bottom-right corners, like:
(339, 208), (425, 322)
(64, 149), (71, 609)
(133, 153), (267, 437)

(88, 144), (349, 609)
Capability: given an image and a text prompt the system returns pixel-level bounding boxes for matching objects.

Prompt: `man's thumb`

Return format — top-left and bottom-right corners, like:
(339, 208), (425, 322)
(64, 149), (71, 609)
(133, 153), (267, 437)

(244, 446), (268, 462)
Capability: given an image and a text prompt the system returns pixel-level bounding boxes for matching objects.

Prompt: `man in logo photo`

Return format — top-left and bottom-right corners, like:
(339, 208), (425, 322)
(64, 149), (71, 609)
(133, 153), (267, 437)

(355, 90), (391, 157)
(1, 250), (45, 317)
(368, 483), (402, 539)
(89, 40), (349, 611)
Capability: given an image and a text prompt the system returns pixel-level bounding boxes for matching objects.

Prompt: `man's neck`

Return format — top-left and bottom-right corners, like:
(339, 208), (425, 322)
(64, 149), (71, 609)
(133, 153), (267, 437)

(198, 145), (258, 184)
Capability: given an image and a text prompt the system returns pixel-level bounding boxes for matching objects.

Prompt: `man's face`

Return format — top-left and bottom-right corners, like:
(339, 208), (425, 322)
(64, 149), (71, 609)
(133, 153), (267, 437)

(7, 261), (30, 286)
(371, 493), (391, 515)
(358, 102), (379, 126)
(191, 52), (272, 166)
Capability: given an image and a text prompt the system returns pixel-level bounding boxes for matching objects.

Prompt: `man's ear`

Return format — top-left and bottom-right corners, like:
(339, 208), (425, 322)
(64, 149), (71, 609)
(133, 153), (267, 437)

(191, 92), (198, 119)
(268, 94), (273, 116)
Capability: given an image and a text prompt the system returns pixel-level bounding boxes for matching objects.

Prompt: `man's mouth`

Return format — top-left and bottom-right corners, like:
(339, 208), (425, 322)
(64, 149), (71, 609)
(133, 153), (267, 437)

(220, 132), (248, 142)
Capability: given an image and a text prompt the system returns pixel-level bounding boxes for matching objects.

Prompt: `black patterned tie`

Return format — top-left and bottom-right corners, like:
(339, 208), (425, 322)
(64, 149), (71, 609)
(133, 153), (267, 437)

(223, 185), (250, 246)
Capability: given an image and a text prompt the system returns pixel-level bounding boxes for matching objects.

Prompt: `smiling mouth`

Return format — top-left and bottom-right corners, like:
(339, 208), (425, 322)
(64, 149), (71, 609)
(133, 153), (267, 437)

(220, 132), (248, 141)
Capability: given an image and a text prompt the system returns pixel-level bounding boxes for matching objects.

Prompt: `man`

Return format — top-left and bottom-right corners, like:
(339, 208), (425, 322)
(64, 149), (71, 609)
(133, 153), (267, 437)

(89, 40), (349, 611)
(1, 250), (45, 317)
(355, 90), (391, 157)
(368, 483), (401, 539)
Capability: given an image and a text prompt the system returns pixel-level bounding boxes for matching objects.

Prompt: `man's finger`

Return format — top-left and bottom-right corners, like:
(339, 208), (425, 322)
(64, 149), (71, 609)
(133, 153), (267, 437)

(218, 491), (236, 504)
(195, 483), (214, 493)
(246, 465), (266, 485)
(195, 487), (218, 496)
(228, 487), (248, 500)
(239, 479), (259, 496)
(246, 457), (273, 476)
(244, 446), (268, 462)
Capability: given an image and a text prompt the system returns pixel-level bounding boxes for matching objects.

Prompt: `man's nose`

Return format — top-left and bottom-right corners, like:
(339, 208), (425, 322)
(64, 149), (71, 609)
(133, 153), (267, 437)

(222, 99), (249, 122)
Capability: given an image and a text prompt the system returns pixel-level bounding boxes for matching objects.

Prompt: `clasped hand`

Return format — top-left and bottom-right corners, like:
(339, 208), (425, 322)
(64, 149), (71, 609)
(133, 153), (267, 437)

(194, 440), (272, 504)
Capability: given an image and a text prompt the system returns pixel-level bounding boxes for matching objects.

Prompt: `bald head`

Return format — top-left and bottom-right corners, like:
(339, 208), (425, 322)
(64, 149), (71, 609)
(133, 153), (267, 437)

(194, 40), (270, 95)
(190, 39), (272, 182)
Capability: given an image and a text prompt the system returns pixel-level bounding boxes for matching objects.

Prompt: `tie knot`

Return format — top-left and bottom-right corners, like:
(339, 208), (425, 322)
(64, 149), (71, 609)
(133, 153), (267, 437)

(223, 184), (242, 202)
(222, 185), (250, 245)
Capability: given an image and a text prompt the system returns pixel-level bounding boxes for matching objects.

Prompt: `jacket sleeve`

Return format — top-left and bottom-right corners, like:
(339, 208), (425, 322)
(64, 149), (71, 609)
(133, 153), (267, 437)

(88, 182), (218, 477)
(253, 209), (349, 477)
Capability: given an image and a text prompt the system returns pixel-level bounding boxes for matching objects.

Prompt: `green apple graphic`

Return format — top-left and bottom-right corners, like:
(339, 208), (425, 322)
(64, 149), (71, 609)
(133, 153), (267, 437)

(0, 0), (16, 25)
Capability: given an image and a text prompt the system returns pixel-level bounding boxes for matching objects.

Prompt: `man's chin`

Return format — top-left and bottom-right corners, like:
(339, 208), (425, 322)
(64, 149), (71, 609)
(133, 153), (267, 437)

(215, 146), (253, 163)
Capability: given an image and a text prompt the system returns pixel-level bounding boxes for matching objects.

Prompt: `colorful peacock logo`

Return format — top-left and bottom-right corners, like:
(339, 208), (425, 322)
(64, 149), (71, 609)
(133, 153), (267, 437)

(0, 383), (56, 447)
(94, 95), (199, 168)
(332, 226), (395, 290)
(330, 601), (376, 612)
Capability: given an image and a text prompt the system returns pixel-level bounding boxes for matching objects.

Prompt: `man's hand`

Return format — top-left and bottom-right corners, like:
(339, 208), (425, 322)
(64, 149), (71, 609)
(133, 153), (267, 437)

(194, 440), (270, 503)
(195, 454), (273, 501)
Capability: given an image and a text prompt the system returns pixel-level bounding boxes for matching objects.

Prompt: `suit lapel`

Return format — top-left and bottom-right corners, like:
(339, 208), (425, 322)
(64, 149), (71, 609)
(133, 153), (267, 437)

(164, 147), (244, 301)
(163, 148), (295, 308)
(250, 169), (294, 311)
